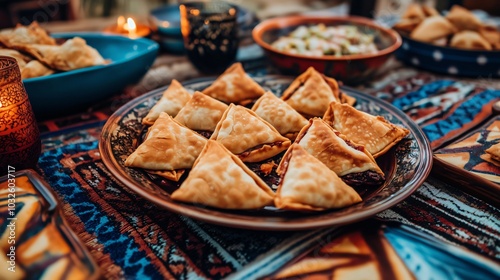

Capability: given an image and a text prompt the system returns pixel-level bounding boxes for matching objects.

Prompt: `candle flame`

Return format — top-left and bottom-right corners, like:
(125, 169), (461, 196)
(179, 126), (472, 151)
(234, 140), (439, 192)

(124, 17), (137, 33)
(110, 15), (147, 38)
(190, 9), (200, 16)
(117, 16), (125, 28)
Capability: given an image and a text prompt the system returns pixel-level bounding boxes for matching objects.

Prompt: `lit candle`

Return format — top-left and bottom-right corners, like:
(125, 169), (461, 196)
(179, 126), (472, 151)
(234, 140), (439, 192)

(116, 16), (126, 33)
(125, 17), (137, 38)
(104, 16), (151, 39)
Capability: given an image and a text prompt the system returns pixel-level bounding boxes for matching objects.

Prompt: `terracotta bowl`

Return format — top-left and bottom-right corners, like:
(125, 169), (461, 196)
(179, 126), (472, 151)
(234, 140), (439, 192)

(252, 16), (402, 85)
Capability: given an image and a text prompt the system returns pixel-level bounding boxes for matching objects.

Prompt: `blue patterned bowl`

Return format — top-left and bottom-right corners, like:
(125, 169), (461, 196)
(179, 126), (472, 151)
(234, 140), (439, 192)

(23, 33), (159, 119)
(396, 35), (500, 78)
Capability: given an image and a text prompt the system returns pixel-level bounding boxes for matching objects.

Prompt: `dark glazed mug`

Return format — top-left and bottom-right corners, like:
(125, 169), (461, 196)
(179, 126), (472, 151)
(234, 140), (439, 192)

(0, 56), (41, 175)
(180, 1), (239, 74)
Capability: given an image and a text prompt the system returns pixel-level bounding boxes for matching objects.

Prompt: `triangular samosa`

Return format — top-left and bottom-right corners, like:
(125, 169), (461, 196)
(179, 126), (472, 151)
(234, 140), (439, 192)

(174, 91), (228, 132)
(293, 118), (385, 187)
(275, 144), (362, 211)
(125, 112), (207, 181)
(251, 91), (308, 140)
(323, 102), (409, 158)
(171, 140), (275, 209)
(202, 62), (265, 104)
(210, 104), (291, 162)
(142, 80), (192, 125)
(281, 67), (355, 117)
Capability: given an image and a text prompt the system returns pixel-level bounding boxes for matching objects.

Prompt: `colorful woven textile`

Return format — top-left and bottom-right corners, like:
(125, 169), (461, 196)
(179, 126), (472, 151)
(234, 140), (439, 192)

(35, 73), (500, 279)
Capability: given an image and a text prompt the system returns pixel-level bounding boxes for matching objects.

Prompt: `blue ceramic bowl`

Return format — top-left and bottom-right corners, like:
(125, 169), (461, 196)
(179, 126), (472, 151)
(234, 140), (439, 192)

(151, 33), (186, 54)
(396, 35), (500, 78)
(23, 32), (159, 119)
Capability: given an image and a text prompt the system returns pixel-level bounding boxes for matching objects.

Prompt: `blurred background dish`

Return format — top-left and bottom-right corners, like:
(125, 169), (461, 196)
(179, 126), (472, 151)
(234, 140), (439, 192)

(149, 2), (257, 54)
(252, 15), (402, 85)
(396, 34), (500, 77)
(393, 3), (500, 77)
(179, 1), (239, 74)
(23, 32), (158, 119)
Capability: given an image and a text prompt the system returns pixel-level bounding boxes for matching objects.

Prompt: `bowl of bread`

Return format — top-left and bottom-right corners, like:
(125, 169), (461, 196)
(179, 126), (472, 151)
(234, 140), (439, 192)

(393, 4), (500, 77)
(0, 22), (159, 119)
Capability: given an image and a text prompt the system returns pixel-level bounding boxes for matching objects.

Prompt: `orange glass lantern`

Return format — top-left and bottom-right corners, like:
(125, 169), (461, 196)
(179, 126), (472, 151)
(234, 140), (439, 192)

(0, 56), (41, 175)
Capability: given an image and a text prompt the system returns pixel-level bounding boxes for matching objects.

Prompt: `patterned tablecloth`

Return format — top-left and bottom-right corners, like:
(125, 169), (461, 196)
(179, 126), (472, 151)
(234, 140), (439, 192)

(30, 46), (500, 279)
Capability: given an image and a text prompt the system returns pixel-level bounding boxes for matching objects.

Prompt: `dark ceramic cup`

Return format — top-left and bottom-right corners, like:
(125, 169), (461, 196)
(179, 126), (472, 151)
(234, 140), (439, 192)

(179, 1), (239, 74)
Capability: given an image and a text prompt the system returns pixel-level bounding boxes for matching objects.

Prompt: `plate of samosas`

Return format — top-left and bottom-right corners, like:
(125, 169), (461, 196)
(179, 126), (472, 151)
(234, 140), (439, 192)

(99, 63), (432, 230)
(393, 4), (500, 77)
(0, 22), (158, 118)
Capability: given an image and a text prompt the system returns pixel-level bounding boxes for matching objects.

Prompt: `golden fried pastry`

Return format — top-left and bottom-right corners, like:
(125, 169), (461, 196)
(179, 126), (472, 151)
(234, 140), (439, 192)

(410, 15), (456, 42)
(125, 112), (207, 181)
(210, 104), (291, 162)
(174, 91), (228, 132)
(478, 25), (500, 47)
(251, 91), (308, 140)
(446, 5), (482, 31)
(0, 48), (30, 67)
(0, 48), (53, 79)
(323, 102), (410, 158)
(292, 118), (385, 187)
(281, 67), (355, 118)
(396, 3), (500, 51)
(15, 37), (107, 71)
(422, 5), (440, 17)
(486, 142), (500, 162)
(171, 140), (275, 209)
(142, 79), (192, 125)
(0, 22), (56, 47)
(202, 62), (266, 104)
(393, 17), (422, 33)
(401, 3), (426, 21)
(275, 144), (362, 211)
(21, 60), (54, 79)
(450, 30), (492, 50)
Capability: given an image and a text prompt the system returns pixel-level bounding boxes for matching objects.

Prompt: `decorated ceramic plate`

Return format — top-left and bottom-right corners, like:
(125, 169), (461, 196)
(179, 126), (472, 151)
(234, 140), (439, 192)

(99, 75), (432, 230)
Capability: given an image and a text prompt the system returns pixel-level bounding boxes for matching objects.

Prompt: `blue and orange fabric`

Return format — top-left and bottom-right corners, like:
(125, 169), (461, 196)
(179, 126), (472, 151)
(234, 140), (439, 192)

(34, 72), (500, 279)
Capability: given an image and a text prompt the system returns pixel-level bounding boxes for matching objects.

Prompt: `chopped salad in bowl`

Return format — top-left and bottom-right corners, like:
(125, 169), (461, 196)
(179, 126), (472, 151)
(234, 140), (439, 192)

(252, 16), (402, 84)
(271, 23), (379, 57)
